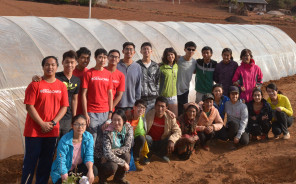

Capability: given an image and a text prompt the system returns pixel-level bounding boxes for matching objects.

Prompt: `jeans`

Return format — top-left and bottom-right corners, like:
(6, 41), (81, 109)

(133, 135), (145, 160)
(146, 135), (169, 157)
(227, 121), (249, 145)
(272, 111), (294, 135)
(197, 131), (215, 146)
(88, 112), (108, 143)
(177, 90), (189, 115)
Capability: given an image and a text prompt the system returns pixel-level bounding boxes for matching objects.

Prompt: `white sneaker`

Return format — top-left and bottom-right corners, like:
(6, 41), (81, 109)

(283, 133), (290, 140)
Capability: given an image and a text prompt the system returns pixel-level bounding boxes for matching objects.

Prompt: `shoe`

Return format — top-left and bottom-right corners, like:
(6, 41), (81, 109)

(134, 160), (144, 171)
(260, 134), (268, 141)
(251, 135), (258, 141)
(202, 145), (210, 151)
(274, 135), (280, 140)
(113, 178), (130, 184)
(142, 157), (151, 165)
(161, 156), (170, 163)
(283, 133), (290, 140)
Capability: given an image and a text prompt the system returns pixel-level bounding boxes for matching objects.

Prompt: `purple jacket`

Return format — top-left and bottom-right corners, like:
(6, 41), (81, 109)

(214, 60), (238, 96)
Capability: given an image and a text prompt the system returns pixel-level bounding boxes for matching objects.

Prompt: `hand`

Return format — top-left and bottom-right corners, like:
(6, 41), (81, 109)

(262, 115), (268, 120)
(61, 173), (68, 181)
(108, 112), (112, 120)
(123, 162), (130, 171)
(241, 86), (246, 92)
(198, 126), (206, 132)
(275, 107), (282, 112)
(40, 121), (53, 133)
(233, 81), (240, 86)
(205, 125), (214, 134)
(234, 137), (239, 144)
(85, 114), (90, 127)
(167, 140), (175, 154)
(166, 109), (176, 119)
(189, 135), (199, 143)
(251, 116), (256, 121)
(101, 121), (111, 131)
(32, 75), (42, 82)
(87, 170), (95, 184)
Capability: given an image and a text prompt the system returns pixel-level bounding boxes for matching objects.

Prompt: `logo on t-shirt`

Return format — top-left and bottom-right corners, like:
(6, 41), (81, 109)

(40, 89), (62, 94)
(91, 77), (109, 81)
(112, 80), (120, 83)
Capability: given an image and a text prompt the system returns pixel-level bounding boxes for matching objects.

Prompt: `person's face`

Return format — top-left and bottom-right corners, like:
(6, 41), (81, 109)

(155, 101), (167, 118)
(203, 99), (213, 111)
(242, 53), (251, 64)
(222, 51), (231, 64)
(184, 47), (196, 58)
(62, 57), (76, 73)
(112, 114), (124, 132)
(266, 88), (278, 100)
(212, 87), (223, 100)
(108, 52), (120, 66)
(43, 58), (58, 76)
(133, 104), (146, 117)
(122, 45), (135, 59)
(202, 50), (212, 61)
(77, 53), (90, 68)
(230, 92), (239, 103)
(95, 54), (108, 67)
(140, 46), (152, 58)
(72, 117), (87, 136)
(186, 107), (197, 120)
(253, 91), (262, 103)
(167, 52), (175, 64)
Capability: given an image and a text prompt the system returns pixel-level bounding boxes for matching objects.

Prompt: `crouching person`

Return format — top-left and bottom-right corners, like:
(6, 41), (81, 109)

(94, 109), (133, 184)
(145, 96), (182, 163)
(51, 115), (97, 184)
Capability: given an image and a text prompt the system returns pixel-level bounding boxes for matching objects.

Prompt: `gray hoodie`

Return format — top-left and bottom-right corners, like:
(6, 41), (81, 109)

(225, 100), (248, 139)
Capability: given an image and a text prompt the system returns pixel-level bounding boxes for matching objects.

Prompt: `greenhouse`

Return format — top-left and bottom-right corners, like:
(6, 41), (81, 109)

(0, 16), (295, 159)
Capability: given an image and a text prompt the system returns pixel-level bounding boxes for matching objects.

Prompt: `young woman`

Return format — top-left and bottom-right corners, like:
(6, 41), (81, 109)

(51, 115), (97, 184)
(94, 109), (133, 184)
(246, 89), (272, 140)
(225, 86), (249, 146)
(266, 83), (293, 139)
(232, 49), (263, 103)
(159, 47), (178, 116)
(212, 84), (230, 120)
(214, 48), (238, 96)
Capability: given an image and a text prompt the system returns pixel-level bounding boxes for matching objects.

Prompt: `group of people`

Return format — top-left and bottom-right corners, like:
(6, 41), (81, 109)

(21, 41), (294, 184)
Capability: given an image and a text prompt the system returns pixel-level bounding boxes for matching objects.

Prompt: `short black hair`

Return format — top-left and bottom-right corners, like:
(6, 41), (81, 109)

(71, 114), (87, 125)
(134, 99), (147, 107)
(95, 48), (108, 58)
(212, 83), (223, 92)
(155, 96), (168, 107)
(185, 41), (196, 49)
(108, 49), (121, 57)
(123, 42), (135, 50)
(141, 42), (152, 49)
(112, 109), (127, 124)
(41, 56), (59, 67)
(201, 46), (213, 54)
(63, 50), (78, 61)
(76, 47), (91, 58)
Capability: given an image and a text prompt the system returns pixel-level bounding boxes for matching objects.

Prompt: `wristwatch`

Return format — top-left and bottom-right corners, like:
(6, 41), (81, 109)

(109, 111), (113, 114)
(51, 120), (57, 126)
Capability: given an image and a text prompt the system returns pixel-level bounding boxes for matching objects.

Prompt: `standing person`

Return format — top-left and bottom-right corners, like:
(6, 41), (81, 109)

(73, 47), (91, 115)
(117, 42), (142, 115)
(214, 48), (238, 96)
(21, 56), (68, 184)
(105, 49), (125, 109)
(177, 41), (197, 115)
(225, 86), (249, 147)
(94, 109), (133, 184)
(266, 83), (293, 139)
(232, 49), (263, 103)
(137, 42), (160, 113)
(159, 47), (179, 116)
(82, 48), (113, 142)
(51, 115), (97, 184)
(246, 88), (272, 141)
(195, 46), (217, 103)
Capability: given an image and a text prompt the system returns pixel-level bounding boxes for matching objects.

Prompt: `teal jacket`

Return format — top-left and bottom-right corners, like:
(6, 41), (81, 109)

(50, 130), (94, 183)
(159, 63), (178, 97)
(195, 59), (217, 93)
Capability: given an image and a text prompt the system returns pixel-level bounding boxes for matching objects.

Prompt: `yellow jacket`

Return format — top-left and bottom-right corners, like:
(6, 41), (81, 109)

(267, 94), (293, 118)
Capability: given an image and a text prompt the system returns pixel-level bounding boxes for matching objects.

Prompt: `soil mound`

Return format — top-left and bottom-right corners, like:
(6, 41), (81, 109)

(225, 16), (249, 23)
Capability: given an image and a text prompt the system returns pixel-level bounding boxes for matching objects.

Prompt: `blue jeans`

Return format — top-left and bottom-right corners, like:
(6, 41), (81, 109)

(21, 137), (57, 184)
(88, 112), (109, 144)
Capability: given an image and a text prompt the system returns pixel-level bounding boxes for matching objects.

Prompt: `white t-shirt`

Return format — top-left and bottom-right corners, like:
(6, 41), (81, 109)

(177, 56), (196, 95)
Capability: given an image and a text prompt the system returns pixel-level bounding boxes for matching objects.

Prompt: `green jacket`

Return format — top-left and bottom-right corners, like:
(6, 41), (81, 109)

(195, 59), (217, 93)
(159, 64), (178, 97)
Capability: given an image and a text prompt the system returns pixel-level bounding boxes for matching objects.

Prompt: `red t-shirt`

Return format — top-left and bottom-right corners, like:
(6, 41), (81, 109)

(104, 68), (125, 99)
(73, 68), (88, 115)
(82, 68), (113, 113)
(148, 116), (165, 141)
(23, 79), (69, 137)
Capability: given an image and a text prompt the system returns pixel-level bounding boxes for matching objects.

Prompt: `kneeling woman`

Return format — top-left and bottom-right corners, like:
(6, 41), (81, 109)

(51, 115), (97, 184)
(246, 88), (272, 140)
(266, 83), (293, 139)
(94, 109), (133, 184)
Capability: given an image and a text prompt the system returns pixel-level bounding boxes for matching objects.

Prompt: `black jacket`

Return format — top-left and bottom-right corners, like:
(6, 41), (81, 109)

(246, 98), (272, 124)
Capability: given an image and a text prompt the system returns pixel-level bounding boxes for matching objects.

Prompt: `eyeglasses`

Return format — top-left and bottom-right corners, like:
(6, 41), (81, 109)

(73, 123), (86, 128)
(186, 48), (196, 52)
(109, 55), (119, 59)
(136, 105), (146, 110)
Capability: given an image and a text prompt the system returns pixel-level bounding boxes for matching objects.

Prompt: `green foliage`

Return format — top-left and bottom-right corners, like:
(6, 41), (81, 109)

(62, 172), (82, 184)
(267, 0), (296, 9)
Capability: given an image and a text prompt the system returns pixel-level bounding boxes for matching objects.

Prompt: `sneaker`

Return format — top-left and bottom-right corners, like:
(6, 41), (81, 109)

(202, 145), (210, 151)
(283, 133), (290, 140)
(134, 160), (144, 171)
(161, 156), (170, 163)
(274, 135), (280, 140)
(142, 157), (151, 165)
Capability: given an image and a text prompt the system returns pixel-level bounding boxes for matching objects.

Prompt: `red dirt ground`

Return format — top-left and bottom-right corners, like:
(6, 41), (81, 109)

(0, 0), (296, 183)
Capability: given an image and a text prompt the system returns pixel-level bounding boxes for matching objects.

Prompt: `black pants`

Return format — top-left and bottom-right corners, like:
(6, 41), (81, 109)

(146, 135), (168, 157)
(197, 131), (215, 146)
(96, 152), (130, 182)
(214, 126), (229, 141)
(177, 90), (189, 116)
(55, 163), (98, 184)
(133, 135), (145, 160)
(227, 121), (249, 145)
(272, 111), (294, 136)
(248, 118), (271, 136)
(59, 118), (72, 138)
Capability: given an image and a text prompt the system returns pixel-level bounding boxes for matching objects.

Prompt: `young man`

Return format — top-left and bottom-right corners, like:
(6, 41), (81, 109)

(82, 48), (113, 142)
(21, 56), (68, 184)
(117, 42), (142, 114)
(73, 47), (91, 115)
(136, 42), (160, 113)
(177, 41), (197, 115)
(105, 49), (125, 109)
(195, 46), (217, 103)
(145, 96), (182, 163)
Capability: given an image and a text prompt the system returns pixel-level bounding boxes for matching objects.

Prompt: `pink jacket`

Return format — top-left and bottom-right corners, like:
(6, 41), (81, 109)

(196, 107), (223, 132)
(232, 59), (263, 102)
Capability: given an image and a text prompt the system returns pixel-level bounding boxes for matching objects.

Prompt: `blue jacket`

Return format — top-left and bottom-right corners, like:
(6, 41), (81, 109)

(213, 95), (230, 120)
(50, 130), (94, 184)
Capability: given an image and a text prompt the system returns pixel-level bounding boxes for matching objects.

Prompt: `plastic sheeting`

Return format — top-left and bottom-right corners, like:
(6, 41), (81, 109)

(0, 16), (295, 159)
